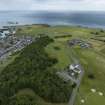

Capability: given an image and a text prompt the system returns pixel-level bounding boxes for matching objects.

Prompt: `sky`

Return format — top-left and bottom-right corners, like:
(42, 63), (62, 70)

(0, 0), (105, 11)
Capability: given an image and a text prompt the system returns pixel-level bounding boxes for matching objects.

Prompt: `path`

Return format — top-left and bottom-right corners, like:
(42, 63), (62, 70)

(69, 64), (84, 105)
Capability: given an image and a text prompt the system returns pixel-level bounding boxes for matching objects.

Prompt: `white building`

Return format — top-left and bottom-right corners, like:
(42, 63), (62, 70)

(69, 64), (81, 74)
(0, 29), (10, 38)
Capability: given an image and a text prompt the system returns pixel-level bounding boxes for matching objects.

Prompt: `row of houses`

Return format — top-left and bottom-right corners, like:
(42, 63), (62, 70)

(0, 36), (34, 59)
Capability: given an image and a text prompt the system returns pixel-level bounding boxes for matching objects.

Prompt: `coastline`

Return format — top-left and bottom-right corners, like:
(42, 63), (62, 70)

(1, 23), (105, 30)
(1, 11), (105, 29)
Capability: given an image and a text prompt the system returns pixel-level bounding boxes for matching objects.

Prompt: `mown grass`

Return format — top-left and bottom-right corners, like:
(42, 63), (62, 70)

(45, 40), (72, 70)
(73, 48), (105, 105)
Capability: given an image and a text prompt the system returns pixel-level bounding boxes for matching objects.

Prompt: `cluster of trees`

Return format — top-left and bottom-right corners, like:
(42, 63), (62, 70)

(54, 35), (72, 39)
(0, 36), (72, 104)
(90, 29), (105, 35)
(91, 37), (105, 42)
(53, 46), (61, 50)
(90, 32), (99, 35)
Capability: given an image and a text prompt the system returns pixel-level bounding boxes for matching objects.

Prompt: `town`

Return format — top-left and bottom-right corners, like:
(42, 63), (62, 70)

(0, 25), (35, 61)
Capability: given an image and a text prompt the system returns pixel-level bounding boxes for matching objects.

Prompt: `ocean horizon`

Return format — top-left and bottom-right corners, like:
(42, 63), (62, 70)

(0, 11), (105, 29)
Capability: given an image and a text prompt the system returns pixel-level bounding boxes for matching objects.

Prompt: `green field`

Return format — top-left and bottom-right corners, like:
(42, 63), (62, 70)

(0, 25), (105, 105)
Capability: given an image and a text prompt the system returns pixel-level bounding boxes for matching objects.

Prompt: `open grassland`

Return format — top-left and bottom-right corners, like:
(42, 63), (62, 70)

(0, 25), (105, 105)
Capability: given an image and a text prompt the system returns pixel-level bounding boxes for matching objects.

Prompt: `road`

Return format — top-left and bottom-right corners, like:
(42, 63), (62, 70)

(68, 48), (85, 105)
(56, 71), (77, 83)
(0, 37), (34, 61)
(68, 64), (84, 105)
(56, 47), (84, 105)
(57, 49), (84, 105)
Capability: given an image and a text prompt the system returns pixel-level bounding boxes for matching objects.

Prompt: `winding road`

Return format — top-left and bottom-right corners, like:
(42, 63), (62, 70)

(68, 48), (85, 105)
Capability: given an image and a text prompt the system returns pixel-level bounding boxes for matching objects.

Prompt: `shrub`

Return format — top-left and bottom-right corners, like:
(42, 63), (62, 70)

(88, 73), (95, 79)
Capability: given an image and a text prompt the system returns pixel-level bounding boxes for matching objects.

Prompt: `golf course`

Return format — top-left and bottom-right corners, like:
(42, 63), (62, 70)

(0, 24), (105, 105)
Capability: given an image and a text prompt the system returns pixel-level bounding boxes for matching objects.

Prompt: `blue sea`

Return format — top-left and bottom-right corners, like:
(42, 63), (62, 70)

(0, 11), (105, 28)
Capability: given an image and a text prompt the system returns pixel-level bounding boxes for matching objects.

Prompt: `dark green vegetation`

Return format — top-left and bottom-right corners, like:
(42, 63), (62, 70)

(0, 36), (72, 105)
(9, 94), (37, 105)
(54, 35), (72, 39)
(0, 25), (105, 105)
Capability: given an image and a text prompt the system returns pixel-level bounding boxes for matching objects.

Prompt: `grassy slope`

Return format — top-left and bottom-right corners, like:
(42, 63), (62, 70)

(1, 25), (105, 105)
(15, 89), (67, 105)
